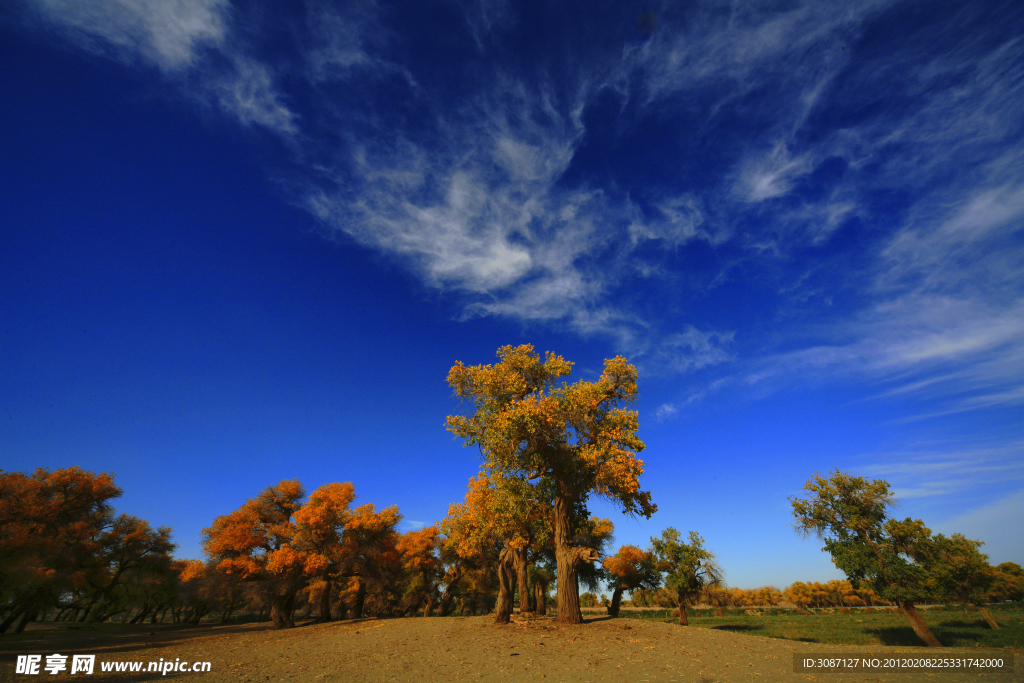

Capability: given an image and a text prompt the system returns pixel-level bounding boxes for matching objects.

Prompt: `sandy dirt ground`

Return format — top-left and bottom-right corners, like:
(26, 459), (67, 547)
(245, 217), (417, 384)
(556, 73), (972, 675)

(1, 615), (1019, 683)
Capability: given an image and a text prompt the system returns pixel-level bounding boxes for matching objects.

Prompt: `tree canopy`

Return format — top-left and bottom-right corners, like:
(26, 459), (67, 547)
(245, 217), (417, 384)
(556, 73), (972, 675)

(650, 528), (722, 625)
(603, 545), (661, 617)
(446, 344), (655, 623)
(789, 469), (997, 646)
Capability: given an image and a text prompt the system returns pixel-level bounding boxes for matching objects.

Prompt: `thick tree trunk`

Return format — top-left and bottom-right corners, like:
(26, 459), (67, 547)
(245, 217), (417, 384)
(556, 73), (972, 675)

(270, 593), (296, 629)
(677, 595), (689, 626)
(534, 581), (546, 616)
(189, 605), (209, 625)
(401, 593), (424, 617)
(221, 595), (237, 624)
(608, 586), (623, 617)
(514, 548), (531, 614)
(316, 580), (332, 623)
(352, 580), (367, 619)
(12, 608), (39, 634)
(899, 601), (942, 647)
(0, 602), (28, 634)
(553, 493), (599, 624)
(438, 568), (462, 617)
(977, 606), (1000, 630)
(83, 597), (107, 625)
(423, 593), (434, 617)
(494, 548), (516, 625)
(437, 591), (455, 617)
(464, 595), (477, 617)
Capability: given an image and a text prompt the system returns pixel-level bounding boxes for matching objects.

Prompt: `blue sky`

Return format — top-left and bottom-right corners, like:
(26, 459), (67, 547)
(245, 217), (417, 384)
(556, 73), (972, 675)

(2, 0), (1022, 590)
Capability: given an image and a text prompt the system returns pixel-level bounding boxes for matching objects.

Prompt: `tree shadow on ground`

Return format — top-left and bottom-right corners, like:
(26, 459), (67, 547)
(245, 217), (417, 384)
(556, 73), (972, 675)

(710, 624), (763, 632)
(0, 619), (381, 658)
(938, 619), (990, 629)
(583, 615), (614, 624)
(865, 626), (981, 646)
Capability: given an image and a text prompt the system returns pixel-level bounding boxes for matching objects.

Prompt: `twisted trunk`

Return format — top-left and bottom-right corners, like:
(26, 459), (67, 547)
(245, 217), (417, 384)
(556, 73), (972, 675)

(494, 548), (516, 624)
(437, 569), (462, 617)
(188, 604), (209, 625)
(554, 493), (598, 624)
(899, 601), (942, 647)
(12, 606), (41, 633)
(128, 604), (149, 624)
(0, 602), (28, 634)
(269, 592), (296, 629)
(316, 579), (332, 622)
(352, 580), (367, 619)
(422, 593), (434, 617)
(221, 595), (237, 624)
(677, 594), (689, 626)
(534, 581), (546, 616)
(514, 548), (531, 614)
(977, 606), (1000, 630)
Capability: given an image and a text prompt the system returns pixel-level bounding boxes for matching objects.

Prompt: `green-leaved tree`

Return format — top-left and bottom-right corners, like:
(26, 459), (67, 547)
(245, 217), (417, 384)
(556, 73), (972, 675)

(650, 528), (722, 625)
(790, 469), (955, 647)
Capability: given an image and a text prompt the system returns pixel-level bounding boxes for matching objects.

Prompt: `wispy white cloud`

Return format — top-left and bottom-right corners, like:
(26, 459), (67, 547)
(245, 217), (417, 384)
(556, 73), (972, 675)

(305, 79), (592, 299)
(212, 56), (298, 134)
(654, 403), (677, 421)
(855, 437), (1024, 561)
(23, 0), (299, 136)
(644, 327), (735, 376)
(20, 0), (1024, 395)
(763, 295), (1024, 415)
(28, 0), (229, 72)
(862, 438), (1024, 495)
(736, 142), (815, 203)
(879, 180), (1024, 293)
(632, 2), (884, 106)
(933, 488), (1024, 563)
(651, 376), (734, 420)
(455, 0), (514, 51)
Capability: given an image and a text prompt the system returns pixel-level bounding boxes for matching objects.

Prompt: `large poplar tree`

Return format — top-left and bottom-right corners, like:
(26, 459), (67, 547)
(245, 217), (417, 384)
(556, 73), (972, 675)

(447, 344), (656, 624)
(790, 470), (949, 647)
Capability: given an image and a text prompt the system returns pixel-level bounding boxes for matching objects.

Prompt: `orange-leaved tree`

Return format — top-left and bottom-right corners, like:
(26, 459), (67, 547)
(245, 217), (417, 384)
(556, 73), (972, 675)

(80, 514), (176, 624)
(441, 473), (516, 624)
(603, 545), (661, 617)
(0, 467), (122, 633)
(292, 482), (356, 622)
(447, 344), (655, 624)
(442, 470), (549, 623)
(396, 526), (441, 616)
(202, 480), (307, 629)
(335, 502), (402, 618)
(987, 563), (1023, 602)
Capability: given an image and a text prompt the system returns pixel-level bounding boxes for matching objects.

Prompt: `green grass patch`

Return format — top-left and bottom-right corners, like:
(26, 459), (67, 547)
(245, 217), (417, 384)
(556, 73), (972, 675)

(618, 604), (1024, 648)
